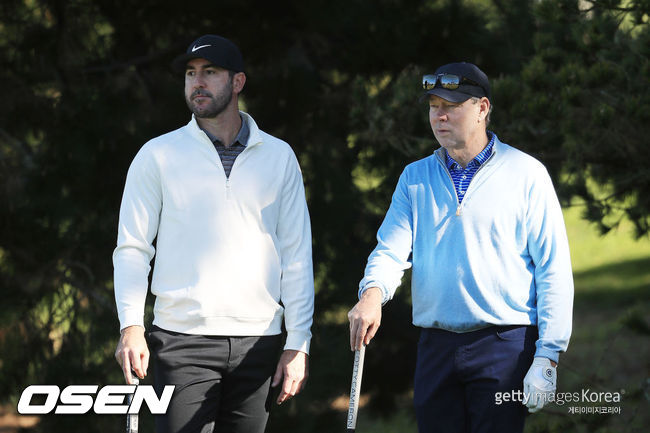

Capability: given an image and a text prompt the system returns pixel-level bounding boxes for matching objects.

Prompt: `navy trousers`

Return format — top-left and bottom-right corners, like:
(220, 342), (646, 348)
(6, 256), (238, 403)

(413, 325), (537, 433)
(148, 326), (282, 433)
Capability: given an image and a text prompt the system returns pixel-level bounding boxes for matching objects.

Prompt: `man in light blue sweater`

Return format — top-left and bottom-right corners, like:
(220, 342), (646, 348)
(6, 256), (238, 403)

(348, 62), (573, 433)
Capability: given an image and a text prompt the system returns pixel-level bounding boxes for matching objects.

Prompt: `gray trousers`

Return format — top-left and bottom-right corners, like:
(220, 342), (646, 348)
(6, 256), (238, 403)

(148, 326), (282, 433)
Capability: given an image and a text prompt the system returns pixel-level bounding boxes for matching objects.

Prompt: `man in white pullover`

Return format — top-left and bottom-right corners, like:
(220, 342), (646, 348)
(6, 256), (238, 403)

(348, 62), (573, 433)
(113, 34), (314, 433)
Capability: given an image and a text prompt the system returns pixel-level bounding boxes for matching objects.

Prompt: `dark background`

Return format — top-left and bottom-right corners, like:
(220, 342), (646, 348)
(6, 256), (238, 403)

(1, 0), (649, 431)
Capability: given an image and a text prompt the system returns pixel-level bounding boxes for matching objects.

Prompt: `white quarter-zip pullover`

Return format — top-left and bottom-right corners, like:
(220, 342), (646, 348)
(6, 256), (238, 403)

(113, 112), (314, 353)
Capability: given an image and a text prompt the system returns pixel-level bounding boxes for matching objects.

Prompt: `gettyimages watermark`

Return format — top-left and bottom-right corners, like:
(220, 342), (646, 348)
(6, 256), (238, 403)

(494, 388), (624, 414)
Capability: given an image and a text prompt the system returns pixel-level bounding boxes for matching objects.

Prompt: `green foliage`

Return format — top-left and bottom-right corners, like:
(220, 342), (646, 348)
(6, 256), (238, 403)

(495, 0), (650, 236)
(0, 0), (648, 432)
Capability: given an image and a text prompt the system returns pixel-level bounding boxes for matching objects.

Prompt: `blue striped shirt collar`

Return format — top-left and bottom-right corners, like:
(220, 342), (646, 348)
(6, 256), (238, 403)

(446, 130), (496, 170)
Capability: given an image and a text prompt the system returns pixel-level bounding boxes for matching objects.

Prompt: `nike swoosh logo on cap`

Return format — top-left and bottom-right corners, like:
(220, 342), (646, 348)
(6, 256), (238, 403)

(191, 44), (211, 52)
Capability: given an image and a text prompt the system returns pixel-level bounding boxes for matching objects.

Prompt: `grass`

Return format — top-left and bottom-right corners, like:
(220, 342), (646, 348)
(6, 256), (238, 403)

(353, 203), (650, 433)
(563, 202), (650, 273)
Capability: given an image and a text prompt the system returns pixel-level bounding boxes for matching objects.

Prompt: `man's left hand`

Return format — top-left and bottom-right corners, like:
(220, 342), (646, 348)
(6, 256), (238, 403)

(272, 349), (309, 405)
(523, 357), (557, 413)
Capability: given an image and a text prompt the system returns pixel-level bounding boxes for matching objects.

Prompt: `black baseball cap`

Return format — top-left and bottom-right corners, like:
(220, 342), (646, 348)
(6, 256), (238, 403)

(422, 62), (490, 103)
(172, 34), (245, 73)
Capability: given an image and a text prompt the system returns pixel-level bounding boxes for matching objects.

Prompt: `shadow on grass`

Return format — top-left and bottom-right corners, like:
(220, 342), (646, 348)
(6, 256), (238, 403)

(572, 257), (650, 308)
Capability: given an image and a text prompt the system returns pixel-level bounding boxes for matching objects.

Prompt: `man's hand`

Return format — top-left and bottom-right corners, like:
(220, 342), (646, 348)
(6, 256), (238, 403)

(272, 349), (309, 405)
(114, 325), (149, 384)
(348, 287), (383, 351)
(523, 357), (557, 413)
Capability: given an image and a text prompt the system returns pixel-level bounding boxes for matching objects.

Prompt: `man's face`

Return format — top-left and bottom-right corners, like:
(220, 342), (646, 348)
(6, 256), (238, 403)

(184, 58), (234, 118)
(428, 95), (485, 150)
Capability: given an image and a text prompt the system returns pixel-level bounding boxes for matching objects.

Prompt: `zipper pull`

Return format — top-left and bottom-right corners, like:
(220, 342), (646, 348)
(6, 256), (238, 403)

(456, 205), (461, 216)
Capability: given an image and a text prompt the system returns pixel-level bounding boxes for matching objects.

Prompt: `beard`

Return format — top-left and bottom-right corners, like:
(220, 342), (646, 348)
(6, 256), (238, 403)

(186, 78), (233, 118)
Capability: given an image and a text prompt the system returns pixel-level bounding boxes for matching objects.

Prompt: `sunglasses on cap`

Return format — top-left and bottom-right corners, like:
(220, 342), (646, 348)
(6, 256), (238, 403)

(422, 73), (482, 91)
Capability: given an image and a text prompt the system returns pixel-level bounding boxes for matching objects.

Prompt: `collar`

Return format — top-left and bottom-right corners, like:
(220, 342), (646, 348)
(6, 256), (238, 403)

(445, 130), (496, 170)
(202, 114), (250, 147)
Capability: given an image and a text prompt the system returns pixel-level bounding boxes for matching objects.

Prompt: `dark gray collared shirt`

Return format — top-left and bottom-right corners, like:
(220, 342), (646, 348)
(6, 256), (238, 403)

(202, 115), (250, 178)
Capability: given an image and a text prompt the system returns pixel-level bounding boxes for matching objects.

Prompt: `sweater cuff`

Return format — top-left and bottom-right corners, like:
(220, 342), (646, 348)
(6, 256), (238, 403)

(534, 347), (560, 363)
(118, 308), (145, 332)
(284, 330), (311, 354)
(358, 282), (390, 305)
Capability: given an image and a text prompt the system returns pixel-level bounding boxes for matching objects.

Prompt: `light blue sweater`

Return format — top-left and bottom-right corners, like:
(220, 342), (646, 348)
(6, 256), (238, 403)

(360, 135), (573, 361)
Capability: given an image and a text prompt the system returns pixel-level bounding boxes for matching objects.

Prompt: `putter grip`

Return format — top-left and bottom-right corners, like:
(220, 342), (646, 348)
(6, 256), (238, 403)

(346, 346), (366, 432)
(126, 373), (139, 433)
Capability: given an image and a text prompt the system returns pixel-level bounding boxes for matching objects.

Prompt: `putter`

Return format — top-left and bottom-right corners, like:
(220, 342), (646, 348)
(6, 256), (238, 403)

(126, 372), (139, 433)
(346, 345), (366, 433)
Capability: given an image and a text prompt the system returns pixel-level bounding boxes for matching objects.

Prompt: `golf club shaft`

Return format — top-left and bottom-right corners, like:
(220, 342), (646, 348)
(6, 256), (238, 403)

(126, 373), (139, 433)
(346, 345), (366, 432)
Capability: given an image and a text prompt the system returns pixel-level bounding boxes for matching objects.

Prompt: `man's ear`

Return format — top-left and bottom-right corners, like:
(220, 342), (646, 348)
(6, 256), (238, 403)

(233, 72), (246, 94)
(479, 97), (490, 123)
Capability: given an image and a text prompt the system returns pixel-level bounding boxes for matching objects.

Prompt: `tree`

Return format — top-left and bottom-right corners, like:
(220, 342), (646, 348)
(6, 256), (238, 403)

(495, 0), (650, 237)
(1, 0), (648, 432)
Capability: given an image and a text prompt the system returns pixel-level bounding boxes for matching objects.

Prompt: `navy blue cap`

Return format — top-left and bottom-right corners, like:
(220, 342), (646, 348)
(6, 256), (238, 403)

(173, 35), (244, 73)
(423, 62), (490, 103)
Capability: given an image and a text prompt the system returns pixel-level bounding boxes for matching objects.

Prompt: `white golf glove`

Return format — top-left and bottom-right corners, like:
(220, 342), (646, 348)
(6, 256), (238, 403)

(522, 357), (556, 413)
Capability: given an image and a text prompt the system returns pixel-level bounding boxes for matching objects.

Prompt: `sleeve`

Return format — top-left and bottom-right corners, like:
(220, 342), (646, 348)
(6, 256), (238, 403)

(276, 151), (315, 354)
(526, 167), (574, 362)
(112, 146), (162, 331)
(359, 170), (414, 303)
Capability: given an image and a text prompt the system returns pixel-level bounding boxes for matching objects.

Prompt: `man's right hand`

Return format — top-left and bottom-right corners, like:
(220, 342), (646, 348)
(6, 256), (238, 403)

(347, 287), (383, 351)
(114, 325), (149, 384)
